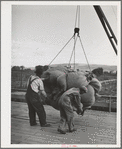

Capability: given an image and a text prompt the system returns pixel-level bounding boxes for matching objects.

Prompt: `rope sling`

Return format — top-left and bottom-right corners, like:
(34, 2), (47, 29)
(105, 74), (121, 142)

(49, 6), (92, 72)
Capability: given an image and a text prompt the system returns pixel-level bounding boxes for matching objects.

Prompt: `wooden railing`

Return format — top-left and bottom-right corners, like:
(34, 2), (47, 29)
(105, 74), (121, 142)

(12, 88), (27, 92)
(100, 79), (117, 83)
(95, 95), (116, 112)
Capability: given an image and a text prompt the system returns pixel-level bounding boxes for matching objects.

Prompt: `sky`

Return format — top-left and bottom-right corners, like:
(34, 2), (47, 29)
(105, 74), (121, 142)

(11, 3), (119, 68)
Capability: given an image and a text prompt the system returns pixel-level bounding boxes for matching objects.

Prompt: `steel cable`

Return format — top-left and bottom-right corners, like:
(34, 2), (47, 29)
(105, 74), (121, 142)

(49, 35), (74, 66)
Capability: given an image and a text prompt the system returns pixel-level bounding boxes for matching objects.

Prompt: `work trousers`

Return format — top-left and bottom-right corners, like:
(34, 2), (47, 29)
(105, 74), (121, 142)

(26, 88), (46, 126)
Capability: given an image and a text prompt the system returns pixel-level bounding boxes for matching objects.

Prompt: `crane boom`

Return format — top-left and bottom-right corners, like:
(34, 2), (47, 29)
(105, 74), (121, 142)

(93, 6), (117, 55)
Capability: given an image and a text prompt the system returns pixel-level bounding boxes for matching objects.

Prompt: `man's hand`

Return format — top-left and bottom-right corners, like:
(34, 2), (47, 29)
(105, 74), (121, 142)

(77, 108), (85, 116)
(76, 107), (83, 115)
(38, 90), (47, 104)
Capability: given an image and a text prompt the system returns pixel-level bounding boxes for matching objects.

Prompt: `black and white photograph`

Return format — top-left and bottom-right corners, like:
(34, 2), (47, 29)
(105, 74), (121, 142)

(1, 1), (121, 148)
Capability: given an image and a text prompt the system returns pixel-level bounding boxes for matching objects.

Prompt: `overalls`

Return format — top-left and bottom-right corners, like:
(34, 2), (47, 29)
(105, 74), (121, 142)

(25, 77), (46, 126)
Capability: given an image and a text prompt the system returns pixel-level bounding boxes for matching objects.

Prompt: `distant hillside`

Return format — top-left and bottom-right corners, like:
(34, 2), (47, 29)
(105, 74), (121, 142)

(28, 63), (117, 72)
(50, 63), (117, 71)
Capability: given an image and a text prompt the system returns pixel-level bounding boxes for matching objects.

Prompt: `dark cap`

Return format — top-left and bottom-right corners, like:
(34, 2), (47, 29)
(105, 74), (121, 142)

(34, 65), (43, 75)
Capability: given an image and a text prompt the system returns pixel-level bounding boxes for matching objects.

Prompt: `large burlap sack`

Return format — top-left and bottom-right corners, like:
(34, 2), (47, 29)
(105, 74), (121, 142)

(42, 70), (64, 86)
(45, 85), (96, 110)
(66, 72), (88, 89)
(80, 85), (95, 108)
(57, 71), (88, 92)
(42, 66), (68, 86)
(89, 78), (102, 93)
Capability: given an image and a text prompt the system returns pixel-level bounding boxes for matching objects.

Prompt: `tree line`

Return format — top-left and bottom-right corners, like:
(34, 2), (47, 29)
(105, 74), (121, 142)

(11, 66), (32, 71)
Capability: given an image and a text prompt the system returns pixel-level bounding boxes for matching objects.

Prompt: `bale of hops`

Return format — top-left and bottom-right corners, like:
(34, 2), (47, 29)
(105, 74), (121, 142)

(42, 66), (68, 86)
(89, 78), (102, 93)
(66, 72), (89, 89)
(43, 70), (64, 85)
(80, 85), (95, 107)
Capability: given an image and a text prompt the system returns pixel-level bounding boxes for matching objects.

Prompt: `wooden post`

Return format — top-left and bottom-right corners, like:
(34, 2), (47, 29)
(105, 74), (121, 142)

(109, 96), (111, 112)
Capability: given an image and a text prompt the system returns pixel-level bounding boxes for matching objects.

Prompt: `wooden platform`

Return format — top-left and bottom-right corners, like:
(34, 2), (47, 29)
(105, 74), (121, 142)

(11, 101), (117, 144)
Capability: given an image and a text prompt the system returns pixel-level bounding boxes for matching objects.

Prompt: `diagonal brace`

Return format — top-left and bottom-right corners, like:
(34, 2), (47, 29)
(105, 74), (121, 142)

(93, 6), (117, 55)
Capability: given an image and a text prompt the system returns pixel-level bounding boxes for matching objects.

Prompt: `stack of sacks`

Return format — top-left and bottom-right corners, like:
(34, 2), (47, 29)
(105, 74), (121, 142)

(42, 66), (102, 110)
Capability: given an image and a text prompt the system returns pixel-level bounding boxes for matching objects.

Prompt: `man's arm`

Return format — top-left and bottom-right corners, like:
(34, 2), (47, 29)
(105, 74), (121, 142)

(74, 95), (85, 115)
(74, 94), (83, 109)
(38, 90), (47, 104)
(40, 90), (47, 98)
(38, 79), (47, 103)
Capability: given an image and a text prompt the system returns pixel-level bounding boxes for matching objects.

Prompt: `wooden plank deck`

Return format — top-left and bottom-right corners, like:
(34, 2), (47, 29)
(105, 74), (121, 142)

(11, 101), (117, 144)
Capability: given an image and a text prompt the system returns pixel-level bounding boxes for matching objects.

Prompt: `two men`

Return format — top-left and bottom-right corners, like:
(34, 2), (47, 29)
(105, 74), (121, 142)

(26, 65), (87, 134)
(25, 65), (51, 127)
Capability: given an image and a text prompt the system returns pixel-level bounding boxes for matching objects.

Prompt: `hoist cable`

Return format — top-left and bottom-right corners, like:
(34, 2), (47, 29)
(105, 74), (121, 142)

(73, 36), (78, 70)
(74, 6), (80, 28)
(74, 39), (76, 70)
(49, 35), (74, 66)
(78, 36), (92, 72)
(78, 6), (80, 28)
(74, 5), (91, 72)
(68, 35), (78, 68)
(75, 6), (79, 28)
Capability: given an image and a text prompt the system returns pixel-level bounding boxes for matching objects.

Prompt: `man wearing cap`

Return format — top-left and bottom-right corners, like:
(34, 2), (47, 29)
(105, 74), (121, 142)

(57, 87), (87, 134)
(25, 65), (51, 127)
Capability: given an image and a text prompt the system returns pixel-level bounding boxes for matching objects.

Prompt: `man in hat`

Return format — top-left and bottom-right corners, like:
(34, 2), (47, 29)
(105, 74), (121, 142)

(57, 87), (87, 134)
(25, 65), (51, 127)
